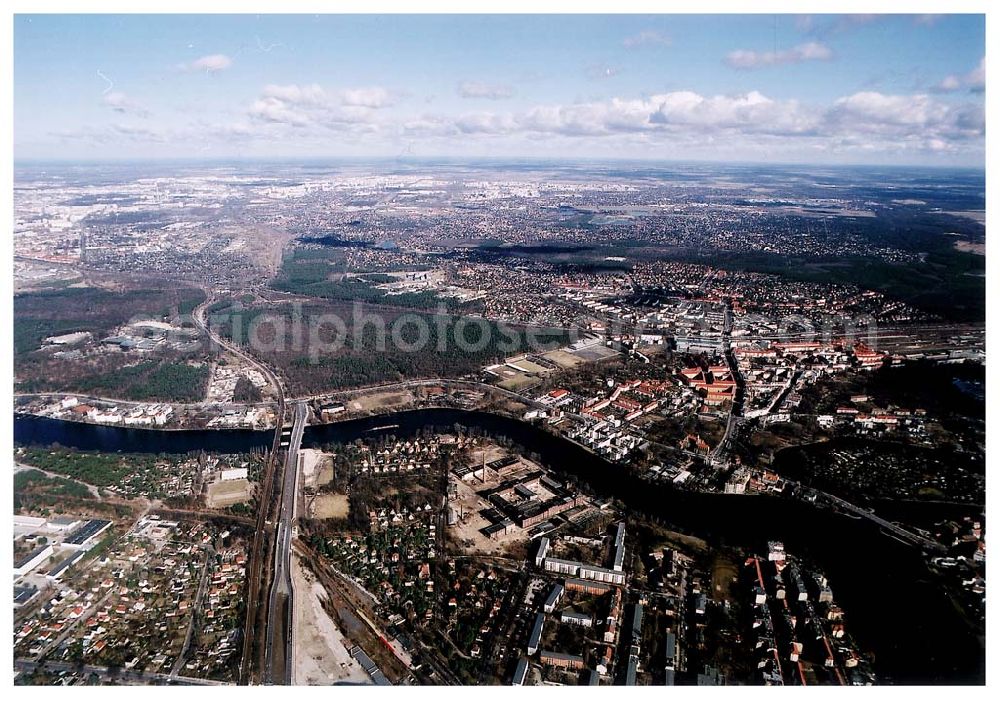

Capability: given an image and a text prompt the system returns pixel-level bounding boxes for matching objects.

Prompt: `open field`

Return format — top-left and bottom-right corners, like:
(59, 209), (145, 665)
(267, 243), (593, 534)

(507, 357), (549, 374)
(542, 349), (586, 369)
(498, 373), (538, 391)
(572, 345), (619, 362)
(311, 494), (350, 520)
(954, 240), (986, 255)
(349, 389), (415, 412)
(206, 478), (250, 508)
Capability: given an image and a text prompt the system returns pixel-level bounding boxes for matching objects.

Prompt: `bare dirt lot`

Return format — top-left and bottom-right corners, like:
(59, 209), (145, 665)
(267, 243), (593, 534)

(711, 553), (740, 600)
(301, 448), (332, 490)
(542, 349), (585, 369)
(291, 553), (372, 685)
(311, 493), (350, 519)
(498, 372), (538, 391)
(349, 389), (416, 412)
(206, 479), (250, 508)
(507, 357), (549, 374)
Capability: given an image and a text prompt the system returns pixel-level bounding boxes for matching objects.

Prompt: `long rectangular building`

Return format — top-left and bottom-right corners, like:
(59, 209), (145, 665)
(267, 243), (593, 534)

(543, 583), (564, 613)
(527, 612), (545, 656)
(63, 519), (112, 547)
(540, 651), (585, 670)
(612, 521), (626, 572)
(511, 657), (529, 686)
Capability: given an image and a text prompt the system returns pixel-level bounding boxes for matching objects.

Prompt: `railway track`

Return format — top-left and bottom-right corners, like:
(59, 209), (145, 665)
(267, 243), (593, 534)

(192, 292), (287, 685)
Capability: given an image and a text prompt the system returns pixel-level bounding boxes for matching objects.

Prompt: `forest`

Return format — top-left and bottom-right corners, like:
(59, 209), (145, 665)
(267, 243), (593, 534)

(13, 285), (212, 401)
(211, 300), (572, 395)
(270, 246), (472, 311)
(13, 285), (206, 356)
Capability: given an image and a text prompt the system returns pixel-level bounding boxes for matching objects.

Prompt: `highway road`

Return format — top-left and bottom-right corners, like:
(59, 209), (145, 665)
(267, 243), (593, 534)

(263, 400), (307, 685)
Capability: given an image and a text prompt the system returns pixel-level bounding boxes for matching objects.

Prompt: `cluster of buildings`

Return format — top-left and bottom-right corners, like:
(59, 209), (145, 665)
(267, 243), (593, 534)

(19, 393), (280, 431)
(826, 396), (930, 440)
(678, 364), (737, 409)
(536, 521), (627, 587)
(356, 438), (440, 475)
(930, 516), (985, 627)
(441, 560), (517, 664)
(321, 506), (437, 623)
(744, 542), (875, 686)
(34, 396), (174, 427)
(528, 367), (716, 473)
(205, 406), (271, 429)
(512, 518), (699, 686)
(733, 340), (890, 420)
(800, 441), (984, 504)
(14, 515), (113, 593)
(513, 523), (634, 684)
(477, 471), (583, 538)
(100, 320), (200, 355)
(205, 362), (268, 403)
(14, 515), (248, 681)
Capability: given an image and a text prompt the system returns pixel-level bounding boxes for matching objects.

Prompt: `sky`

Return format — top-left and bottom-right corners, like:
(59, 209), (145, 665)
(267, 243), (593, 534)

(12, 13), (987, 166)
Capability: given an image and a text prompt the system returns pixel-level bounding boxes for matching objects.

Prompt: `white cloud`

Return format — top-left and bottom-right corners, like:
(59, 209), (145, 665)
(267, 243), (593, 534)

(967, 56), (986, 90)
(457, 81), (514, 100)
(455, 112), (517, 134)
(102, 91), (129, 110)
(449, 90), (819, 139)
(934, 75), (963, 92)
(110, 123), (166, 142)
(246, 83), (392, 130)
(262, 83), (326, 105)
(58, 80), (984, 164)
(827, 91), (984, 144)
(340, 86), (392, 108)
(830, 92), (947, 127)
(249, 96), (311, 126)
(932, 57), (985, 93)
(726, 42), (833, 69)
(181, 54), (233, 72)
(623, 31), (671, 49)
(649, 91), (817, 134)
(436, 89), (982, 159)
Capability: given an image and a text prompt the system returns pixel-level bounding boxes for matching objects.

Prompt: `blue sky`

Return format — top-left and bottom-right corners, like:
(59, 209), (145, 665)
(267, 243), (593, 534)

(13, 14), (986, 165)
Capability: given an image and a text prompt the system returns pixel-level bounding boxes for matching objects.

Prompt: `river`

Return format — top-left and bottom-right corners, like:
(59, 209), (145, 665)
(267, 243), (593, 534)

(13, 409), (985, 684)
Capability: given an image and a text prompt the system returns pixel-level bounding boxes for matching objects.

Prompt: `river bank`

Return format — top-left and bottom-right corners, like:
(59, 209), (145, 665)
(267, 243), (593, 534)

(12, 408), (986, 684)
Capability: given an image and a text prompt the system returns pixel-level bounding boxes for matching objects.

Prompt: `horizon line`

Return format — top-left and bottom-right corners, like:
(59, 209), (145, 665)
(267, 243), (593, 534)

(12, 155), (987, 172)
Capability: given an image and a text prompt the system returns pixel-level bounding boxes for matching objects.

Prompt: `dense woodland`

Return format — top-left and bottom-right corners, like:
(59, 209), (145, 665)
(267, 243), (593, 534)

(232, 375), (263, 402)
(13, 285), (205, 356)
(212, 300), (571, 395)
(16, 353), (211, 402)
(13, 285), (212, 402)
(271, 247), (471, 311)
